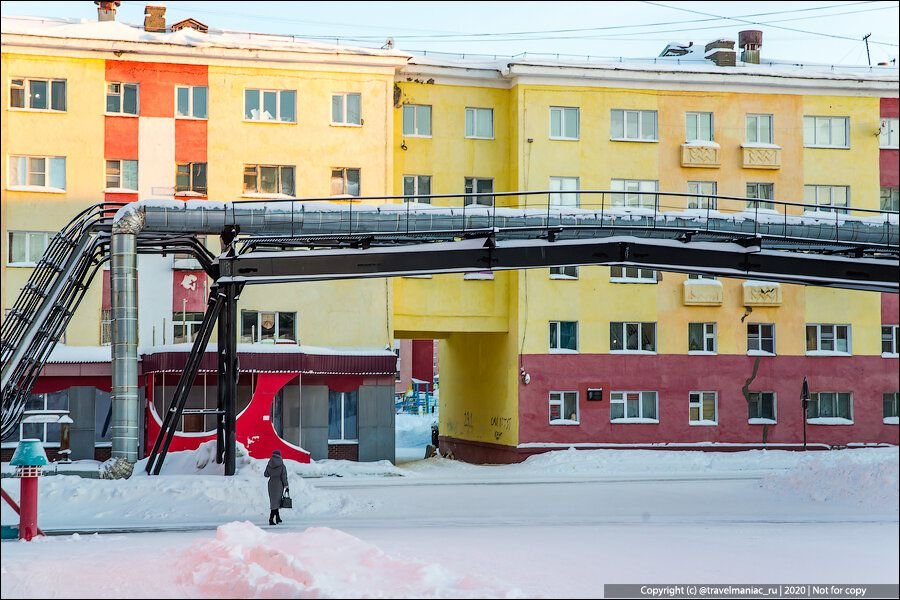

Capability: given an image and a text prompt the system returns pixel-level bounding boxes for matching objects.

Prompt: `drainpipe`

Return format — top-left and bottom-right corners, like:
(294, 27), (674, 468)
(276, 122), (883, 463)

(110, 205), (144, 462)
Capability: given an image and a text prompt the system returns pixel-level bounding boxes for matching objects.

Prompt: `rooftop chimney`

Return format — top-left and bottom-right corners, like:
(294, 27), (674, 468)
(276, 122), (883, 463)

(739, 30), (763, 65)
(144, 5), (167, 33)
(95, 1), (121, 22)
(705, 39), (736, 67)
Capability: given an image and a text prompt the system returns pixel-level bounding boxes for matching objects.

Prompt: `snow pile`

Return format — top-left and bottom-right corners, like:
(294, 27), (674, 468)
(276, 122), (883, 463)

(760, 447), (899, 511)
(178, 521), (524, 599)
(396, 412), (438, 449)
(294, 459), (404, 478)
(1, 442), (355, 529)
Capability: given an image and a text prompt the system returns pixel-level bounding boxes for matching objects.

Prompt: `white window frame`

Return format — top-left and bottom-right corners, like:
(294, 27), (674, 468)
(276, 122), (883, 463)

(803, 116), (849, 148)
(175, 85), (208, 119)
(881, 324), (898, 357)
(611, 109), (658, 142)
(402, 104), (432, 137)
(549, 320), (578, 353)
(610, 321), (657, 354)
(100, 308), (112, 346)
(807, 392), (853, 424)
(688, 322), (717, 354)
(244, 88), (296, 123)
(549, 106), (580, 140)
(464, 177), (494, 206)
(805, 323), (851, 356)
(105, 159), (139, 192)
(7, 231), (50, 266)
(689, 391), (717, 426)
(610, 179), (658, 209)
(173, 311), (205, 344)
(550, 266), (579, 280)
(748, 391), (777, 424)
(687, 181), (717, 210)
(465, 107), (494, 139)
(240, 310), (297, 344)
(610, 266), (656, 283)
(106, 82), (139, 116)
(176, 162), (208, 195)
(880, 187), (899, 212)
(885, 392), (899, 422)
(331, 167), (361, 197)
(804, 185), (849, 214)
(685, 112), (714, 142)
(880, 117), (899, 149)
(332, 92), (362, 126)
(243, 164), (295, 197)
(7, 155), (66, 192)
(549, 176), (579, 207)
(18, 391), (69, 447)
(549, 391), (579, 425)
(403, 175), (432, 203)
(746, 182), (775, 210)
(746, 114), (773, 144)
(328, 391), (359, 443)
(687, 274), (717, 280)
(9, 77), (66, 112)
(747, 323), (776, 356)
(610, 391), (659, 423)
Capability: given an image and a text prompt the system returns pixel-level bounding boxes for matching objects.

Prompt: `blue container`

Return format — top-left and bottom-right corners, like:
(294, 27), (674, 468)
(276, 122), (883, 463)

(9, 439), (49, 467)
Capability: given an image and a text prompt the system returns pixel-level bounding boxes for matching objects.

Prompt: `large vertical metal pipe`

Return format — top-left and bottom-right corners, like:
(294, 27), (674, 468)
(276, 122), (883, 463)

(110, 209), (143, 463)
(223, 283), (238, 475)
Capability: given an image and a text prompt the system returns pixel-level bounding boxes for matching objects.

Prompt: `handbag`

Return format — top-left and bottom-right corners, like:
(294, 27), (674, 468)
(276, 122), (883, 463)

(280, 489), (293, 509)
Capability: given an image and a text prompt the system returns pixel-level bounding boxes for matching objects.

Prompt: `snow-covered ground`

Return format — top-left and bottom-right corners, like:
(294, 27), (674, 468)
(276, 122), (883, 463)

(2, 446), (897, 598)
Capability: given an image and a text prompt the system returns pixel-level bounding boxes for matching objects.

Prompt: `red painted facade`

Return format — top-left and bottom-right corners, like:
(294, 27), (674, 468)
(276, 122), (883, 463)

(517, 354), (900, 448)
(884, 293), (899, 324)
(882, 98), (899, 187)
(411, 340), (434, 386)
(172, 270), (209, 312)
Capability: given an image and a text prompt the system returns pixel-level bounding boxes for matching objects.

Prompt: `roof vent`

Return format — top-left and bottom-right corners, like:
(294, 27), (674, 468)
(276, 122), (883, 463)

(171, 18), (208, 34)
(144, 5), (166, 33)
(94, 1), (121, 22)
(705, 39), (736, 67)
(739, 30), (763, 64)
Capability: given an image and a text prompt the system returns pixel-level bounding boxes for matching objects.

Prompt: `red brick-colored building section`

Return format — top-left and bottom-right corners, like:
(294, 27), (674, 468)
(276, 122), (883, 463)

(881, 98), (899, 187)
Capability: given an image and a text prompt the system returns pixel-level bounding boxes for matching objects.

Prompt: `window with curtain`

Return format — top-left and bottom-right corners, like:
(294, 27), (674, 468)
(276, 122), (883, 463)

(611, 109), (657, 141)
(8, 155), (66, 190)
(549, 391), (579, 423)
(807, 392), (852, 421)
(402, 104), (432, 136)
(688, 322), (717, 353)
(689, 391), (717, 424)
(610, 322), (656, 352)
(106, 82), (138, 115)
(746, 183), (775, 210)
(10, 78), (66, 111)
(748, 392), (776, 422)
(550, 106), (580, 140)
(610, 391), (658, 422)
(244, 89), (296, 122)
(465, 107), (493, 138)
(332, 93), (362, 125)
(549, 321), (578, 351)
(685, 112), (713, 142)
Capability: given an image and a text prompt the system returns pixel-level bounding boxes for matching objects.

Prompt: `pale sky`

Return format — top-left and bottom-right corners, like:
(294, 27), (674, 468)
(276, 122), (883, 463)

(1, 0), (898, 66)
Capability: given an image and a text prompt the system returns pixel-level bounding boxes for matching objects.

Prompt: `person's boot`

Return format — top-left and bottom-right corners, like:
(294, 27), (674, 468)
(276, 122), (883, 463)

(269, 510), (276, 526)
(275, 510), (283, 525)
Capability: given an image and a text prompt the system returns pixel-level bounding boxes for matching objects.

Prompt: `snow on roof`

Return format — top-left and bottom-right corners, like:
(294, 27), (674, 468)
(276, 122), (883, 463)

(47, 344), (112, 364)
(45, 342), (394, 363)
(0, 15), (410, 58)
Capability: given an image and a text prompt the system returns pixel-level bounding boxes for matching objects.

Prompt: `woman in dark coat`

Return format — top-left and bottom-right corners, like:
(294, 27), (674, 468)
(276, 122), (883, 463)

(264, 450), (289, 525)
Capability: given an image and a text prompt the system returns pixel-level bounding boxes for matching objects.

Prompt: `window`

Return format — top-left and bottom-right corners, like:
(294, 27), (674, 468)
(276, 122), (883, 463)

(106, 82), (138, 115)
(882, 325), (899, 356)
(8, 156), (66, 191)
(885, 393), (899, 421)
(748, 392), (776, 422)
(465, 107), (493, 139)
(550, 106), (579, 140)
(611, 109), (657, 141)
(611, 179), (658, 209)
(806, 324), (851, 355)
(331, 168), (360, 196)
(175, 86), (208, 119)
(549, 321), (578, 352)
(610, 322), (656, 352)
(244, 164), (295, 196)
(881, 187), (899, 212)
(610, 266), (656, 282)
(10, 78), (66, 111)
(7, 231), (49, 265)
(803, 185), (849, 214)
(687, 181), (716, 209)
(746, 114), (773, 144)
(332, 92), (361, 125)
(549, 177), (579, 207)
(550, 266), (578, 279)
(176, 162), (208, 194)
(393, 341), (401, 382)
(689, 391), (717, 425)
(746, 183), (775, 210)
(403, 175), (431, 202)
(880, 118), (899, 149)
(747, 323), (775, 355)
(95, 389), (112, 443)
(464, 177), (493, 206)
(240, 310), (296, 343)
(687, 274), (717, 280)
(20, 392), (68, 445)
(803, 116), (849, 148)
(100, 309), (112, 345)
(244, 89), (296, 123)
(685, 112), (713, 142)
(105, 159), (138, 191)
(549, 391), (579, 424)
(402, 104), (431, 137)
(807, 392), (852, 422)
(688, 322), (716, 353)
(328, 390), (358, 441)
(174, 312), (204, 344)
(610, 391), (658, 422)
